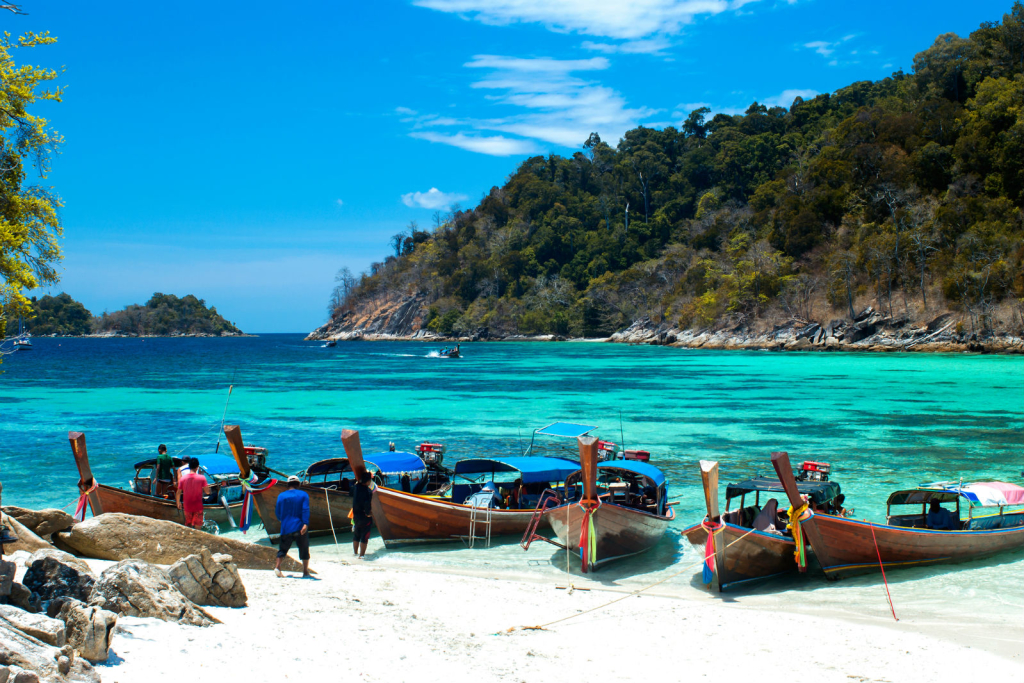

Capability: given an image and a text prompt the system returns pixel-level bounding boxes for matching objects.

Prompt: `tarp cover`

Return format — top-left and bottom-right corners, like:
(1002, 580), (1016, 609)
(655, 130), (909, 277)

(168, 453), (241, 477)
(304, 458), (350, 477)
(947, 482), (1024, 507)
(598, 460), (667, 488)
(726, 477), (841, 505)
(535, 422), (598, 438)
(364, 451), (427, 476)
(454, 457), (580, 484)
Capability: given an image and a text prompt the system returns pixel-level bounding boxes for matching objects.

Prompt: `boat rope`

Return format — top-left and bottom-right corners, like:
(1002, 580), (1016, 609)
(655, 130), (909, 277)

(174, 420), (223, 456)
(507, 523), (761, 633)
(325, 488), (340, 548)
(238, 472), (278, 534)
(869, 522), (899, 622)
(786, 501), (810, 571)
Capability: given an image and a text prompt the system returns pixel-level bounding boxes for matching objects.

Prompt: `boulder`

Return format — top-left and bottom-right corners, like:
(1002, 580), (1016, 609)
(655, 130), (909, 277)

(0, 618), (100, 683)
(0, 516), (53, 555)
(55, 513), (302, 571)
(90, 559), (217, 627)
(55, 600), (116, 663)
(0, 509), (75, 540)
(22, 557), (94, 608)
(25, 551), (91, 578)
(166, 548), (247, 608)
(8, 584), (40, 614)
(0, 606), (65, 648)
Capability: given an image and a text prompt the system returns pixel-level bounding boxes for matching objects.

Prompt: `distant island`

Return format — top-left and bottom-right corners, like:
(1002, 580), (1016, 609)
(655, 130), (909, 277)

(16, 292), (245, 337)
(310, 6), (1024, 354)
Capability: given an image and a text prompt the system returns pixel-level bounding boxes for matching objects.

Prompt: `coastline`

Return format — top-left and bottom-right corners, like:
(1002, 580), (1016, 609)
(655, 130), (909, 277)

(75, 553), (1021, 682)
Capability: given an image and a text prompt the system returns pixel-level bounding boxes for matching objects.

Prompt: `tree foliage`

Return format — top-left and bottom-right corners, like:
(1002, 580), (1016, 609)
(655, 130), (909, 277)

(21, 292), (91, 335)
(333, 6), (1024, 336)
(92, 293), (242, 336)
(0, 29), (64, 340)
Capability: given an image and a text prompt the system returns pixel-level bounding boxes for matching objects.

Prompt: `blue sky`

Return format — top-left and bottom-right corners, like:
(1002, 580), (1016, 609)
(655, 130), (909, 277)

(17, 0), (1015, 332)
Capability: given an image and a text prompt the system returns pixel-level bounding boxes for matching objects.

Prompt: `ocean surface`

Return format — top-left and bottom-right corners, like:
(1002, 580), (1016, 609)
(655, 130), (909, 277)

(2, 335), (1022, 652)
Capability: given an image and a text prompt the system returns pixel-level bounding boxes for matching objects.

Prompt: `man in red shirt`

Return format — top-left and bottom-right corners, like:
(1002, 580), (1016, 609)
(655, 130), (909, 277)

(175, 457), (210, 529)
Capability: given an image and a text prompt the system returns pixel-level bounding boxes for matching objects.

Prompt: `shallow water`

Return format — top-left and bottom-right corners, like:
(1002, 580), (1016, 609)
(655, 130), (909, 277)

(2, 336), (1022, 651)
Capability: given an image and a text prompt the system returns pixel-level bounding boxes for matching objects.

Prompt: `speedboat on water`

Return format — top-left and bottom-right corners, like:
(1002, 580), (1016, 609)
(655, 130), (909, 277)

(322, 340), (336, 348)
(438, 343), (460, 358)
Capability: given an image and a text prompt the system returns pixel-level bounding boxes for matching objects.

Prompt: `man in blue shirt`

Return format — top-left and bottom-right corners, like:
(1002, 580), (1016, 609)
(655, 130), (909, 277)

(926, 500), (954, 530)
(274, 476), (311, 578)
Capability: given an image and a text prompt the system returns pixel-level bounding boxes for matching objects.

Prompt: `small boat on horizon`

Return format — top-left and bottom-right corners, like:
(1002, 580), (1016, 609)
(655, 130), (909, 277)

(437, 343), (460, 358)
(322, 339), (336, 348)
(770, 451), (1024, 580)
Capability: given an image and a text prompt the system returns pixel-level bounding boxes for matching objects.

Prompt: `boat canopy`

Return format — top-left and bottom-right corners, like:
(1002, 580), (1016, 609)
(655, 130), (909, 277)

(598, 461), (666, 488)
(364, 452), (427, 477)
(726, 477), (840, 505)
(890, 482), (1024, 508)
(304, 458), (350, 477)
(535, 422), (598, 438)
(151, 453), (240, 477)
(454, 457), (579, 484)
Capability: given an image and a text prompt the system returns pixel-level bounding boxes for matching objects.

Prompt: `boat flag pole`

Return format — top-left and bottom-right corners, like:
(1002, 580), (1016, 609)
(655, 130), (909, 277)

(619, 410), (626, 460)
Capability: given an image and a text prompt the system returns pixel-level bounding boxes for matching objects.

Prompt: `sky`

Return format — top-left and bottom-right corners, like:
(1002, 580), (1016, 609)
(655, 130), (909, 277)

(13, 0), (1018, 332)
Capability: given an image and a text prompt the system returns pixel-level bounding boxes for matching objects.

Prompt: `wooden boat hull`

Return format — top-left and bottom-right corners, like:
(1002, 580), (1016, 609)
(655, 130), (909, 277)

(250, 482), (353, 541)
(371, 486), (538, 546)
(803, 512), (1024, 579)
(93, 484), (246, 526)
(682, 521), (797, 590)
(547, 503), (674, 570)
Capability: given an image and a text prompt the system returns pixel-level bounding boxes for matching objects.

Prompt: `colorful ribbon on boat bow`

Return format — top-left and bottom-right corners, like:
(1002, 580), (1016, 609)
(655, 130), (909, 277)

(238, 472), (278, 534)
(700, 517), (725, 585)
(578, 501), (600, 573)
(786, 501), (811, 571)
(73, 481), (99, 522)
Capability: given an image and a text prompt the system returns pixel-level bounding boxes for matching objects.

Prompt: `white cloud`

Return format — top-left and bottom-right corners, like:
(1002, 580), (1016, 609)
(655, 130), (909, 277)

(413, 0), (755, 41)
(335, 199), (344, 206)
(407, 55), (656, 154)
(581, 37), (673, 55)
(401, 187), (470, 210)
(804, 40), (834, 57)
(762, 88), (818, 108)
(411, 131), (540, 156)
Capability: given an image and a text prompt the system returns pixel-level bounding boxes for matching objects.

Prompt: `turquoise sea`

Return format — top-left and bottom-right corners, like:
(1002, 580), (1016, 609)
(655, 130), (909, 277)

(2, 336), (1023, 653)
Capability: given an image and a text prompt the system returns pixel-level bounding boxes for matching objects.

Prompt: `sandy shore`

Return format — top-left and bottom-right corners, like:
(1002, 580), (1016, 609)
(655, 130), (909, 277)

(83, 553), (1022, 683)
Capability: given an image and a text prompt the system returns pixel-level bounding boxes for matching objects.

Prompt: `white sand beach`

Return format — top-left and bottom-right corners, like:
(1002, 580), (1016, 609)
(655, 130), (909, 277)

(85, 553), (1022, 683)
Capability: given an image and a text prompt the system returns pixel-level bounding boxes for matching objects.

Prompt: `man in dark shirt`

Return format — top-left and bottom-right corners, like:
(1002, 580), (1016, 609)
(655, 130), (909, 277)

(275, 476), (311, 578)
(154, 444), (176, 498)
(352, 471), (374, 559)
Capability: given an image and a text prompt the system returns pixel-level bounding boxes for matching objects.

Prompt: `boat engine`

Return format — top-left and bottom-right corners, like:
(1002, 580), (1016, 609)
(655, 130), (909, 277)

(244, 445), (268, 470)
(623, 450), (651, 463)
(798, 461), (831, 482)
(417, 442), (445, 466)
(597, 440), (618, 461)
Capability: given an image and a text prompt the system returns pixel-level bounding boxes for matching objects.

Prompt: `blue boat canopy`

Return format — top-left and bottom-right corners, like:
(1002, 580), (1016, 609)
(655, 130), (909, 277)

(598, 460), (667, 488)
(455, 457), (580, 484)
(166, 453), (241, 477)
(535, 422), (598, 439)
(364, 452), (427, 477)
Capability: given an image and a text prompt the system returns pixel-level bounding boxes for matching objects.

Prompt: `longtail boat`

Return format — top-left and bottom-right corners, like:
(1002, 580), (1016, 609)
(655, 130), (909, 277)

(341, 428), (577, 547)
(771, 451), (1024, 579)
(530, 436), (675, 572)
(680, 459), (842, 591)
(69, 431), (248, 527)
(224, 425), (354, 541)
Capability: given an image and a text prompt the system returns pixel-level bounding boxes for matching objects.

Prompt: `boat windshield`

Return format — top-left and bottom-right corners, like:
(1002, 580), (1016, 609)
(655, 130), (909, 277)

(522, 422), (599, 457)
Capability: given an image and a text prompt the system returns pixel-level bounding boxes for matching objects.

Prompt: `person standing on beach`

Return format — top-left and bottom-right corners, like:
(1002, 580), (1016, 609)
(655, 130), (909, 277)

(275, 475), (311, 578)
(352, 471), (374, 559)
(175, 457), (210, 529)
(154, 444), (177, 498)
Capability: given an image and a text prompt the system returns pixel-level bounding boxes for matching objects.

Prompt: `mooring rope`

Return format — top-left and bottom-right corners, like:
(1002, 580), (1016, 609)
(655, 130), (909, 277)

(869, 522), (899, 621)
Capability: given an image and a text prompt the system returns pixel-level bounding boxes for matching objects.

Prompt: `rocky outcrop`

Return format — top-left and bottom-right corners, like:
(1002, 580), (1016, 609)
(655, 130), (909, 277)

(0, 607), (65, 648)
(307, 293), (432, 341)
(166, 549), (247, 608)
(0, 515), (54, 555)
(608, 311), (1024, 355)
(55, 512), (302, 571)
(21, 557), (95, 609)
(0, 618), (99, 682)
(1, 509), (75, 540)
(90, 559), (217, 627)
(54, 601), (116, 663)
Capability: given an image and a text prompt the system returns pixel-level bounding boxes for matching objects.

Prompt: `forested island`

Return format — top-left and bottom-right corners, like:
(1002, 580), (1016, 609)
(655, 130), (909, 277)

(312, 6), (1024, 353)
(13, 292), (244, 337)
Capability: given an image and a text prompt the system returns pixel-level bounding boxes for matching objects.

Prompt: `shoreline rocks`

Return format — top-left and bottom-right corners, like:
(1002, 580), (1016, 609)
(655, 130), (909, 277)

(91, 560), (216, 628)
(55, 513), (303, 572)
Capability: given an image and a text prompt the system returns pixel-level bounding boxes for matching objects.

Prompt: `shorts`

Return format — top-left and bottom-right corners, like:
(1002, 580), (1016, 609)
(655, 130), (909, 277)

(353, 517), (373, 544)
(277, 531), (310, 560)
(184, 510), (204, 528)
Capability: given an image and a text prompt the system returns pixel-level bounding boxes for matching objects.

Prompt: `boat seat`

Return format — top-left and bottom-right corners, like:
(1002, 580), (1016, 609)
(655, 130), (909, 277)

(751, 498), (780, 532)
